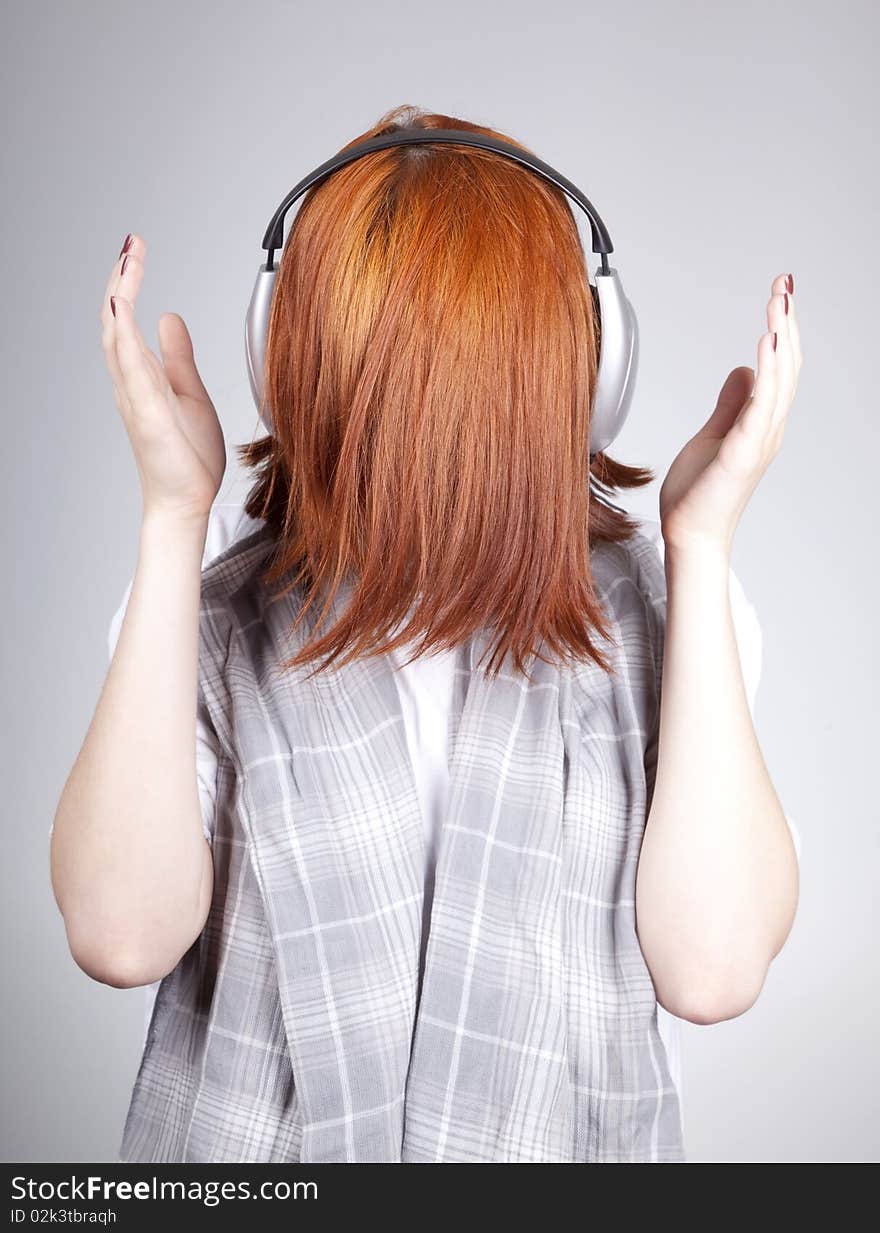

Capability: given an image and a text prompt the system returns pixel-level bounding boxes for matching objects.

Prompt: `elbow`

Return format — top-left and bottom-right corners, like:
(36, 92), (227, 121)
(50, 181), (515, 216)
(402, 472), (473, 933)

(655, 965), (768, 1026)
(66, 926), (184, 989)
(69, 941), (158, 989)
(62, 911), (207, 991)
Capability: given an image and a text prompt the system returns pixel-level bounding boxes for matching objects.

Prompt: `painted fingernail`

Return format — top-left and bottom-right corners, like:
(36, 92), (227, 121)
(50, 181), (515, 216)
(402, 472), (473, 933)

(121, 254), (129, 276)
(110, 295), (116, 318)
(784, 293), (789, 315)
(772, 331), (777, 351)
(119, 233), (133, 258)
(786, 273), (794, 294)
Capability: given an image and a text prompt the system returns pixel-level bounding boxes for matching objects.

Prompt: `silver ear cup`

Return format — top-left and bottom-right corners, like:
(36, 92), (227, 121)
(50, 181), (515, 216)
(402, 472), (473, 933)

(245, 263), (278, 433)
(590, 267), (638, 456)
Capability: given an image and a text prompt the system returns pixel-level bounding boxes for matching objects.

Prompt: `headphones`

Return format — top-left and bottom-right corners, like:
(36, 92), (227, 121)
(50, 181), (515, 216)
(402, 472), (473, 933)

(245, 127), (638, 464)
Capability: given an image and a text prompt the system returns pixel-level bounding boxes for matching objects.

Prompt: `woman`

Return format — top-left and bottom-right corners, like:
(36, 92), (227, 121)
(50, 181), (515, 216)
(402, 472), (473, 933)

(50, 106), (801, 1163)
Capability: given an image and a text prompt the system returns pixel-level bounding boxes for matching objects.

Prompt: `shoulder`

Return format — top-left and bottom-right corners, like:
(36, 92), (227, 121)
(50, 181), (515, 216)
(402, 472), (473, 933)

(593, 515), (760, 629)
(589, 517), (668, 652)
(589, 515), (762, 682)
(200, 501), (274, 597)
(630, 516), (762, 698)
(598, 513), (764, 704)
(203, 500), (266, 563)
(197, 501), (277, 656)
(590, 516), (667, 600)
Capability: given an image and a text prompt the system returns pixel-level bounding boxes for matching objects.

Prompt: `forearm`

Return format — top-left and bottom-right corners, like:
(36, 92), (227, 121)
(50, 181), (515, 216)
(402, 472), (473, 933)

(50, 510), (213, 986)
(635, 542), (799, 1024)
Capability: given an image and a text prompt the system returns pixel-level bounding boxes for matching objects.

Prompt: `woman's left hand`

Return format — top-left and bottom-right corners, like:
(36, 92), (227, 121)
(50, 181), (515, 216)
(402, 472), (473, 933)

(659, 272), (802, 558)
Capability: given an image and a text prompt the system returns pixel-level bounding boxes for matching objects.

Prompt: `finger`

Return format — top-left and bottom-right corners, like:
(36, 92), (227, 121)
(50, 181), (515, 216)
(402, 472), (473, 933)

(112, 295), (168, 427)
(785, 272), (802, 378)
(769, 286), (795, 427)
(102, 307), (167, 417)
(735, 330), (778, 439)
(158, 313), (211, 403)
(770, 271), (788, 299)
(101, 299), (130, 415)
(100, 232), (147, 329)
(116, 244), (166, 388)
(771, 270), (802, 389)
(116, 249), (145, 319)
(100, 234), (151, 412)
(701, 366), (754, 438)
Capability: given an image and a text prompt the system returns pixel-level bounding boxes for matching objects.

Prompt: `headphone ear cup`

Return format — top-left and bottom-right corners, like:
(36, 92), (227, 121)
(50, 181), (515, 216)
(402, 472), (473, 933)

(589, 269), (638, 457)
(246, 264), (279, 432)
(589, 281), (602, 347)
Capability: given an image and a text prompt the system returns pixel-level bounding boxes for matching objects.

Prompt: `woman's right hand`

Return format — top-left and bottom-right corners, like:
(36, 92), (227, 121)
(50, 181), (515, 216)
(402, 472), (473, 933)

(100, 233), (226, 521)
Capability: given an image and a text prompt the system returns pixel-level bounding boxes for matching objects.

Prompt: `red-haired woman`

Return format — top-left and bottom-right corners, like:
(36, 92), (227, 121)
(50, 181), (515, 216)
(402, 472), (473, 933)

(50, 107), (801, 1163)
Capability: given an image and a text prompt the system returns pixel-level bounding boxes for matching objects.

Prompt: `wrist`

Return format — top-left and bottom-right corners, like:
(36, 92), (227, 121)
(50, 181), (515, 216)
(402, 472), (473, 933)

(662, 534), (731, 588)
(661, 520), (731, 562)
(141, 504), (211, 534)
(139, 506), (210, 559)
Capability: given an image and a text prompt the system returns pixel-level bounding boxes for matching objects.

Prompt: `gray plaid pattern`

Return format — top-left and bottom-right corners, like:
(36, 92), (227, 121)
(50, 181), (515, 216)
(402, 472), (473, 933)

(119, 523), (685, 1162)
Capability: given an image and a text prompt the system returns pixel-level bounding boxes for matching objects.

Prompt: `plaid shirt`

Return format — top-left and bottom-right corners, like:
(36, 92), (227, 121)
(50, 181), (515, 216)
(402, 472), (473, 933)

(119, 523), (685, 1162)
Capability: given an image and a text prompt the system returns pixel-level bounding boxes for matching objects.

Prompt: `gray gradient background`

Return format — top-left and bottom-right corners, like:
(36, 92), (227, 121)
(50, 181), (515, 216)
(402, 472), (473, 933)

(3, 0), (876, 1163)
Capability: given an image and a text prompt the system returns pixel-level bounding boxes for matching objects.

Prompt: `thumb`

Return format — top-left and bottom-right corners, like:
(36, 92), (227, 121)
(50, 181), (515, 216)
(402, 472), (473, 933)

(157, 312), (212, 404)
(697, 366), (755, 438)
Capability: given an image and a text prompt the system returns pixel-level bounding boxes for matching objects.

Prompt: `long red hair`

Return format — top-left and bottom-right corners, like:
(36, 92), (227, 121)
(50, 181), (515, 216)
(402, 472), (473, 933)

(238, 105), (653, 678)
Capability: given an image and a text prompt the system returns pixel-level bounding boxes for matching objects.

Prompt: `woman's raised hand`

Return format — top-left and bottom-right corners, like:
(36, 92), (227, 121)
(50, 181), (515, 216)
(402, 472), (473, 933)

(100, 233), (226, 522)
(658, 272), (803, 558)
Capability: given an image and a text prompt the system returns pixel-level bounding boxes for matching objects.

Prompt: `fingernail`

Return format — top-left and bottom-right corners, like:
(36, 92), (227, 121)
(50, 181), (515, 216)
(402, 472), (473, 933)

(121, 254), (129, 276)
(772, 331), (777, 351)
(119, 233), (132, 258)
(784, 292), (789, 315)
(110, 295), (116, 318)
(786, 273), (794, 294)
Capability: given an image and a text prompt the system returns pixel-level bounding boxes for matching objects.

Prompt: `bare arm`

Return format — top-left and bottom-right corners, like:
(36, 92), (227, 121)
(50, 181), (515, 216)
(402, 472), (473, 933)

(50, 233), (225, 988)
(635, 542), (799, 1024)
(635, 271), (803, 1025)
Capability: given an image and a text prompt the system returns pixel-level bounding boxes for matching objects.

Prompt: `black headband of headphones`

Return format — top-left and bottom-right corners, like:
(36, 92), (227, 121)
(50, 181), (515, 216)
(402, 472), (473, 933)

(259, 128), (614, 276)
